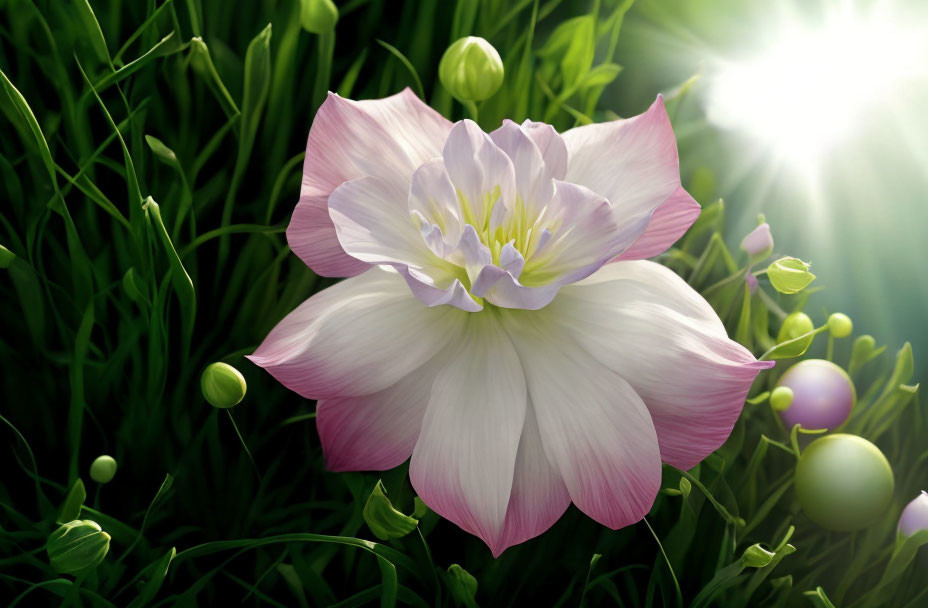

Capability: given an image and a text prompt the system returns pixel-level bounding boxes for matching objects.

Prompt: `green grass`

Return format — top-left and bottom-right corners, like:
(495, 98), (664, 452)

(0, 0), (925, 606)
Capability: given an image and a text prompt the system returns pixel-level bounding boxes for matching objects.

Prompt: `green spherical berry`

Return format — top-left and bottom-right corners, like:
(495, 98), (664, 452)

(795, 434), (894, 531)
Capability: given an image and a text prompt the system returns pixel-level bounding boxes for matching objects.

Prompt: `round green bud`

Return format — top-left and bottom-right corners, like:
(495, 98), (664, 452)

(47, 520), (111, 575)
(769, 386), (794, 412)
(89, 455), (117, 484)
(795, 434), (894, 531)
(201, 362), (247, 409)
(300, 0), (338, 34)
(777, 312), (814, 343)
(439, 36), (504, 102)
(827, 312), (853, 339)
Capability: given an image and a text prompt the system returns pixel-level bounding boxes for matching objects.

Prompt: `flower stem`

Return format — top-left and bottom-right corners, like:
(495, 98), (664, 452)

(226, 410), (263, 482)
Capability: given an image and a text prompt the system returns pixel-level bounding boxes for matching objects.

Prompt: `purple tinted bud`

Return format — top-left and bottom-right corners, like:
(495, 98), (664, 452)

(740, 223), (774, 258)
(745, 272), (759, 293)
(776, 359), (855, 430)
(899, 491), (928, 536)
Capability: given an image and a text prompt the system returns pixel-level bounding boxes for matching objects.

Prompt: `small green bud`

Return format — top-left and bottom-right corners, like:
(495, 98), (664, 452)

(300, 0), (338, 34)
(363, 480), (418, 540)
(0, 243), (15, 268)
(777, 312), (814, 343)
(769, 386), (794, 412)
(827, 312), (853, 338)
(742, 543), (775, 568)
(679, 477), (692, 499)
(90, 455), (117, 484)
(145, 134), (178, 165)
(767, 257), (815, 294)
(446, 564), (479, 607)
(47, 520), (111, 575)
(439, 36), (504, 102)
(200, 362), (247, 409)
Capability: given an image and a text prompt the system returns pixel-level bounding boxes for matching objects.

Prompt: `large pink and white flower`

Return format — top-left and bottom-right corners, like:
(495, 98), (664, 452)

(248, 88), (772, 556)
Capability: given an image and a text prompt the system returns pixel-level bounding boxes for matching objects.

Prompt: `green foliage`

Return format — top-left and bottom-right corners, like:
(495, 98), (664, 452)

(0, 0), (924, 606)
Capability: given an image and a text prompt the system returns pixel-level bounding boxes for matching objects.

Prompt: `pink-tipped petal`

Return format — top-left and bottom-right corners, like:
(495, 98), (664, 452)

(247, 268), (466, 400)
(289, 89), (452, 276)
(562, 96), (680, 223)
(503, 310), (663, 530)
(316, 354), (448, 472)
(554, 260), (774, 470)
(616, 186), (701, 260)
(410, 313), (527, 553)
(521, 119), (568, 180)
(494, 403), (571, 556)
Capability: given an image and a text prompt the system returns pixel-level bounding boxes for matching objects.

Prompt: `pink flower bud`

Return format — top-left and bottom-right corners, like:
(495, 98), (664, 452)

(740, 223), (773, 258)
(899, 491), (928, 536)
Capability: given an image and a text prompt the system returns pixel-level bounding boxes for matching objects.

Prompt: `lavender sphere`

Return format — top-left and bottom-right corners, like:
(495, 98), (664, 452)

(776, 359), (855, 430)
(899, 491), (928, 536)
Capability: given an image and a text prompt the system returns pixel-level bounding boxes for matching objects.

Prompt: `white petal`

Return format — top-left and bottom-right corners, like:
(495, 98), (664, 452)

(502, 307), (662, 529)
(410, 312), (527, 550)
(442, 120), (516, 231)
(328, 176), (434, 267)
(490, 121), (555, 214)
(247, 268), (467, 399)
(316, 354), (448, 472)
(552, 260), (773, 469)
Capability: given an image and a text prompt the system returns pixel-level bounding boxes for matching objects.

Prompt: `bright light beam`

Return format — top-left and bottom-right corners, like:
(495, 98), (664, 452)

(706, 7), (927, 166)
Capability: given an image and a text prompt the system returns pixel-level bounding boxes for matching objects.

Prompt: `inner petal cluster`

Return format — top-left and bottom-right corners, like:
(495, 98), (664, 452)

(328, 118), (649, 312)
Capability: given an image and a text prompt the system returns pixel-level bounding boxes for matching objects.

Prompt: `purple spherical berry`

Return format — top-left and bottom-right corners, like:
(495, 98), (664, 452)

(776, 359), (855, 430)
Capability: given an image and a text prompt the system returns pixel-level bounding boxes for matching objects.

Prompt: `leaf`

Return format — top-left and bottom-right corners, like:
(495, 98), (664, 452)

(362, 480), (418, 541)
(536, 15), (595, 90)
(376, 40), (425, 100)
(804, 586), (836, 608)
(144, 198), (196, 356)
(126, 547), (176, 608)
(581, 63), (622, 89)
(57, 479), (86, 524)
(760, 325), (829, 360)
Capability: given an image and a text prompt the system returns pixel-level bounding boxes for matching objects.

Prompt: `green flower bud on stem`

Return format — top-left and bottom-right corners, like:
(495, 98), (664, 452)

(439, 37), (504, 103)
(201, 362), (247, 409)
(90, 455), (117, 484)
(769, 386), (794, 412)
(300, 0), (338, 34)
(827, 312), (853, 338)
(47, 520), (110, 575)
(767, 257), (815, 294)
